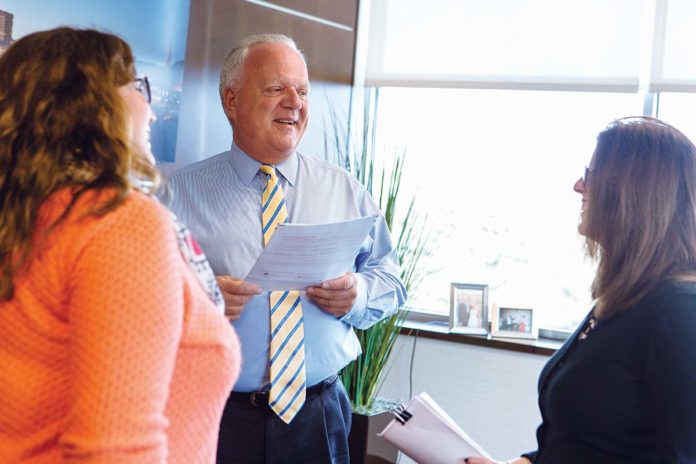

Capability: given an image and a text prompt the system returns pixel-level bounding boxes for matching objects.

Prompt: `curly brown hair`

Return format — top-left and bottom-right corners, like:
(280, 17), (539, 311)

(0, 27), (160, 300)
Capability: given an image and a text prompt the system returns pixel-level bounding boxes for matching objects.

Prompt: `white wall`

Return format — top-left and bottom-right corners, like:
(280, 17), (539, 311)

(377, 334), (548, 462)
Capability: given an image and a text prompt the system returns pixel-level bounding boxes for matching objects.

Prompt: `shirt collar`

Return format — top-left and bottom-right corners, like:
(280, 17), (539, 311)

(229, 142), (298, 187)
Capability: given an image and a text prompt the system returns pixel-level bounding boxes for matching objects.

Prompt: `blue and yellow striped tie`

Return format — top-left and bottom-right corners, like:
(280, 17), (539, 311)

(260, 164), (306, 423)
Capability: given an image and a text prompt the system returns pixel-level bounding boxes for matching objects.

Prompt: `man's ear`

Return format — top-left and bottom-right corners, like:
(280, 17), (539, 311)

(223, 86), (237, 122)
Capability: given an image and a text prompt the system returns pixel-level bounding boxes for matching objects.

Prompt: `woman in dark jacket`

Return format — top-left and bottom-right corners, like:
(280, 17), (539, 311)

(468, 116), (696, 464)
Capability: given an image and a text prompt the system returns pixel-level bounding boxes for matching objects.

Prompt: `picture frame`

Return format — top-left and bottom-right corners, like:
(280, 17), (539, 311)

(491, 306), (537, 339)
(449, 283), (489, 335)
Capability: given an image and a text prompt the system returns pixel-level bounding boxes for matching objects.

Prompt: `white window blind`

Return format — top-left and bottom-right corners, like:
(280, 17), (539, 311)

(366, 0), (645, 92)
(650, 0), (696, 92)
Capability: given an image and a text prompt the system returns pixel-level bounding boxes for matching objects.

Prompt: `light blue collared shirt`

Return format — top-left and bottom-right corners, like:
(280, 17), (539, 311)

(161, 144), (407, 391)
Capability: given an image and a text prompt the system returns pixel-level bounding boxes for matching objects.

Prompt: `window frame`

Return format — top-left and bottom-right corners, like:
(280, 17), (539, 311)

(355, 0), (694, 341)
(375, 87), (660, 341)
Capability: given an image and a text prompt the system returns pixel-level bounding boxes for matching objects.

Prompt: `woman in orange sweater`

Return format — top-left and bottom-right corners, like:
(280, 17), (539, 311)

(0, 28), (240, 463)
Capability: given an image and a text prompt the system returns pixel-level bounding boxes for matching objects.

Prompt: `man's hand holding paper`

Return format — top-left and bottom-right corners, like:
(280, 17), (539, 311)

(216, 276), (262, 320)
(306, 273), (358, 317)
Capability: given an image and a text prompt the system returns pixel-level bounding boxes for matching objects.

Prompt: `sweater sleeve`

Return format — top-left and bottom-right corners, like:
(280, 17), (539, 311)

(646, 292), (696, 463)
(58, 196), (184, 463)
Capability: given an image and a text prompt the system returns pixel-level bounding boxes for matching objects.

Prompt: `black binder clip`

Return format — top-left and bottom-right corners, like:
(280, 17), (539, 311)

(390, 401), (412, 425)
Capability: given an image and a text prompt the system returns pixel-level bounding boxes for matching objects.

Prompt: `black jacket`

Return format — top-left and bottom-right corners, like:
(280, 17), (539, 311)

(526, 280), (696, 464)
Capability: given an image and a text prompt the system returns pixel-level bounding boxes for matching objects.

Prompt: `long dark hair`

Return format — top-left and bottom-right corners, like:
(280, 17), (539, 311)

(586, 116), (696, 317)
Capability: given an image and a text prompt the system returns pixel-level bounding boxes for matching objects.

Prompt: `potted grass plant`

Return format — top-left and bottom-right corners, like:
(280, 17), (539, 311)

(325, 95), (429, 463)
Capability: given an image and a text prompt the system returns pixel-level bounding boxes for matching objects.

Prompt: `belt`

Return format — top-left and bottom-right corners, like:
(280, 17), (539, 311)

(229, 375), (339, 408)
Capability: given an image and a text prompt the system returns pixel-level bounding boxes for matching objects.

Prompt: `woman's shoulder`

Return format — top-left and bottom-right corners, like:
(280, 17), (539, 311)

(44, 187), (165, 218)
(638, 279), (696, 336)
(42, 188), (172, 248)
(88, 190), (172, 240)
(114, 190), (169, 221)
(77, 188), (168, 224)
(651, 278), (696, 302)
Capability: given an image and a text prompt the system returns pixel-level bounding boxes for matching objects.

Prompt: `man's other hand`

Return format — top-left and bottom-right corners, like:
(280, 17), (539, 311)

(306, 273), (357, 317)
(216, 276), (262, 320)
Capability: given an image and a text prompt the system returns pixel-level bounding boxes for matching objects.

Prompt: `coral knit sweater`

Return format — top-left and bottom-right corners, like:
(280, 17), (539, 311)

(0, 190), (240, 463)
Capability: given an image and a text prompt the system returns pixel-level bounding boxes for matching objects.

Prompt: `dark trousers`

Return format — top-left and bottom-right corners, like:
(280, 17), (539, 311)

(216, 377), (352, 464)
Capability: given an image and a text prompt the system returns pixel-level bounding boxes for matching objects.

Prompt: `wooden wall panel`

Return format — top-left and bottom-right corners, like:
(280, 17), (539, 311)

(208, 0), (355, 84)
(265, 0), (358, 29)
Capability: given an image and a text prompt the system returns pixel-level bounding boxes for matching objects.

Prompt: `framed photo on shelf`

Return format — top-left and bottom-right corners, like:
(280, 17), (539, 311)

(492, 306), (537, 339)
(449, 283), (489, 335)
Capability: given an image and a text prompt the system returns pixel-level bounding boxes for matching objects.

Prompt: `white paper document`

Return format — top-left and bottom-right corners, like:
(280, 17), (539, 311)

(378, 392), (491, 464)
(244, 216), (378, 291)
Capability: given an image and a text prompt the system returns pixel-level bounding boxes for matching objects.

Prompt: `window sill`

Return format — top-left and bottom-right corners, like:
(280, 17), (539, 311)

(400, 320), (563, 356)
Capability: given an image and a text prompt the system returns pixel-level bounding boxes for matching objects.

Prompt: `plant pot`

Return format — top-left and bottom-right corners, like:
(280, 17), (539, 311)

(348, 399), (400, 464)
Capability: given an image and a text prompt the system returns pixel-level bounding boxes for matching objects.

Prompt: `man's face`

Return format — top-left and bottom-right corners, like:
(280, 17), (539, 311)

(224, 42), (310, 164)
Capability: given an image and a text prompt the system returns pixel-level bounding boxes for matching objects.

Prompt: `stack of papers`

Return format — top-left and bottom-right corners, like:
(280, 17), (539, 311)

(378, 392), (490, 463)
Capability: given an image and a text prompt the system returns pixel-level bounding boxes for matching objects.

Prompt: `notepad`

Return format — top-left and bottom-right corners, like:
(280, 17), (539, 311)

(378, 392), (491, 463)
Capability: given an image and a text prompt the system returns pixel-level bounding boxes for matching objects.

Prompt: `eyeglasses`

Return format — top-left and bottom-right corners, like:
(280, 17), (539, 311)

(582, 165), (593, 184)
(134, 76), (151, 103)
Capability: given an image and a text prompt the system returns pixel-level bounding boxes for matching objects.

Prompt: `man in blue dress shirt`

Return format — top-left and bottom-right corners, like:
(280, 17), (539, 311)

(162, 33), (407, 464)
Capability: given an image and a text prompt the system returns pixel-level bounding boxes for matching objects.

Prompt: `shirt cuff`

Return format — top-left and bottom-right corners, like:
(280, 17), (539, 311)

(338, 272), (369, 325)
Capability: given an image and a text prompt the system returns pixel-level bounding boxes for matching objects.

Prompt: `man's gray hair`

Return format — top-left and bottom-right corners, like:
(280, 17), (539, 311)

(218, 34), (306, 106)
